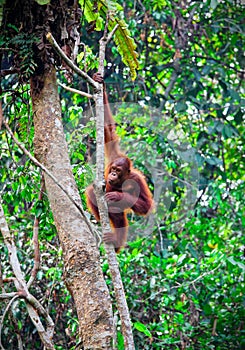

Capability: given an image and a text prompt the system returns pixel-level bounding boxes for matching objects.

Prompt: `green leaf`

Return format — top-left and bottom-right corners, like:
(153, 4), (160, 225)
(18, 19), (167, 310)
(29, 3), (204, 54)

(202, 65), (212, 75)
(187, 244), (199, 259)
(134, 321), (152, 337)
(234, 109), (243, 124)
(227, 257), (245, 271)
(175, 101), (187, 112)
(18, 320), (22, 330)
(206, 156), (222, 166)
(35, 0), (50, 4)
(210, 0), (219, 10)
(117, 331), (124, 350)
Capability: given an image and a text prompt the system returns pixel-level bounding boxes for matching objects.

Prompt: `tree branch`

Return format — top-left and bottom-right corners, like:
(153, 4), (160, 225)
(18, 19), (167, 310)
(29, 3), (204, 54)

(46, 32), (98, 89)
(58, 81), (93, 98)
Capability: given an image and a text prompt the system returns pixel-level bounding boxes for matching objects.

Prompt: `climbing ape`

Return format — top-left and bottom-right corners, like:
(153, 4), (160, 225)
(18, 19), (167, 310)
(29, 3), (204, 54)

(86, 73), (153, 252)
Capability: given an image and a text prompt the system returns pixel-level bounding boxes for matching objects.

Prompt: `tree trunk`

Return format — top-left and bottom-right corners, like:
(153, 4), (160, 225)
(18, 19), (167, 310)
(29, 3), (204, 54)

(31, 66), (113, 349)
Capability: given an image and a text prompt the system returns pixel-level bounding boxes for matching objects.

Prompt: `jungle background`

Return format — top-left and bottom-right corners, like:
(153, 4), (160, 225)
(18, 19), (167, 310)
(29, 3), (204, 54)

(0, 0), (244, 349)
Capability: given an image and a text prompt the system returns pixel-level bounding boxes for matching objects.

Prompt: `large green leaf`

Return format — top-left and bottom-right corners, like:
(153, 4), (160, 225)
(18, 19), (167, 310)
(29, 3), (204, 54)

(80, 0), (138, 80)
(109, 18), (138, 80)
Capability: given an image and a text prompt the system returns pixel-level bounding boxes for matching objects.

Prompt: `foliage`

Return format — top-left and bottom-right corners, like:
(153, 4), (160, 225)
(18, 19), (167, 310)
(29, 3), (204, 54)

(80, 0), (139, 79)
(116, 232), (244, 350)
(0, 30), (38, 79)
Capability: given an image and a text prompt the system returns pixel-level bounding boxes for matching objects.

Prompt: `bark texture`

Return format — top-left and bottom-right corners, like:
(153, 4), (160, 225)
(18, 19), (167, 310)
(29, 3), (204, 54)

(31, 66), (113, 349)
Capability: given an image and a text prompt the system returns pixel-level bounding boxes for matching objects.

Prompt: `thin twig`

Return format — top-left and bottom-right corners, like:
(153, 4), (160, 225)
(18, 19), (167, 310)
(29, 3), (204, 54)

(58, 81), (93, 98)
(0, 292), (18, 299)
(106, 24), (119, 43)
(212, 316), (218, 336)
(46, 33), (98, 89)
(170, 263), (222, 290)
